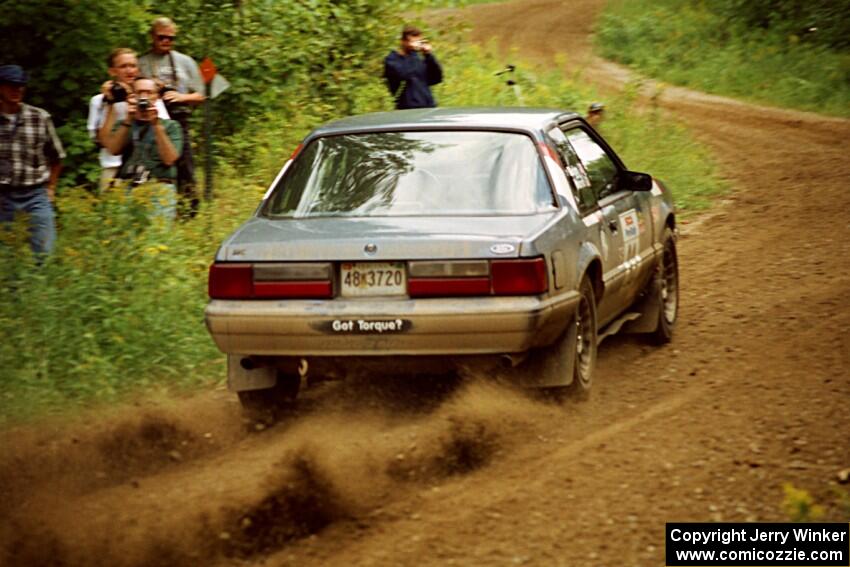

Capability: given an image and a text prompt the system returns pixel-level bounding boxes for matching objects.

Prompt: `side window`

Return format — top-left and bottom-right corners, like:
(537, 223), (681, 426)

(564, 128), (620, 201)
(546, 127), (597, 212)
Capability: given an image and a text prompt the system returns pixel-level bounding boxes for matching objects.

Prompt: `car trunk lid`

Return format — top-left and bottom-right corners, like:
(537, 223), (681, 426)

(217, 214), (557, 262)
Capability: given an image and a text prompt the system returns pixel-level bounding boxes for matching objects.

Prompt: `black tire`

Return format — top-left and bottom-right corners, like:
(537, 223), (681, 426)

(568, 275), (598, 397)
(237, 371), (300, 423)
(649, 228), (679, 344)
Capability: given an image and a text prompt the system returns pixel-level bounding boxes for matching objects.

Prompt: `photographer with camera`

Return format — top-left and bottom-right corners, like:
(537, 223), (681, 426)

(101, 76), (183, 220)
(138, 17), (205, 218)
(383, 25), (443, 110)
(88, 48), (169, 189)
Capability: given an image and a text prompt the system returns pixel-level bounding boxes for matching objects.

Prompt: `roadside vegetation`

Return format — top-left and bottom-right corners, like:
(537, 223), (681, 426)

(596, 0), (850, 117)
(1, 1), (724, 423)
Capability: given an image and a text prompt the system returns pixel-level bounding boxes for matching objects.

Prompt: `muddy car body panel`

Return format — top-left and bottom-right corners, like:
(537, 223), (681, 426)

(205, 108), (677, 397)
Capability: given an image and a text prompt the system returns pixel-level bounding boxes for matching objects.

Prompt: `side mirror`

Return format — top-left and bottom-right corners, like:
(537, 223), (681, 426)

(622, 170), (653, 192)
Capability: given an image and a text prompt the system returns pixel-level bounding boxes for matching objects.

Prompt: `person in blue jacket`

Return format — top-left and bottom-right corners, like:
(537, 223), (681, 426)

(383, 25), (443, 110)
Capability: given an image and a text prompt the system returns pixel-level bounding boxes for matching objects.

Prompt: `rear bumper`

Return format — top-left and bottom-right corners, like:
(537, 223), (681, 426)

(205, 292), (579, 356)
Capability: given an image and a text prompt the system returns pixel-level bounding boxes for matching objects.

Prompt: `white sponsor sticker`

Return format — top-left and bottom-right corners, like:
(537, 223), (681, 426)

(619, 209), (640, 260)
(331, 319), (407, 333)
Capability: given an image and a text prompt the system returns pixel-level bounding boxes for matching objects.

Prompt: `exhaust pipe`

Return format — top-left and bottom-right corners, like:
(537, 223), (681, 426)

(500, 353), (528, 368)
(240, 356), (309, 375)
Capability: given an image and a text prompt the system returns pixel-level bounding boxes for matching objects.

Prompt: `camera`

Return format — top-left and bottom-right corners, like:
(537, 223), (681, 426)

(137, 97), (150, 113)
(109, 82), (127, 103)
(160, 84), (190, 117)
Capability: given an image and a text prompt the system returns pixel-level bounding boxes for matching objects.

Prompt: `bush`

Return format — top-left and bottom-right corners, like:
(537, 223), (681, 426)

(596, 0), (850, 117)
(0, 186), (239, 418)
(0, 0), (398, 189)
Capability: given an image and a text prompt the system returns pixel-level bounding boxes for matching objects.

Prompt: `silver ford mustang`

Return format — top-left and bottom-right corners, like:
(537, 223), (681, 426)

(205, 108), (678, 413)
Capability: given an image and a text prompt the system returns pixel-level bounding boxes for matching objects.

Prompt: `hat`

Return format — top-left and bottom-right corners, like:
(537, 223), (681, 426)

(0, 65), (28, 85)
(588, 102), (605, 113)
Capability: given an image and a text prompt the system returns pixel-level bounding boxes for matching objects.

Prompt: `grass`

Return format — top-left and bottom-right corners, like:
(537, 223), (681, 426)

(0, 27), (726, 424)
(596, 0), (850, 117)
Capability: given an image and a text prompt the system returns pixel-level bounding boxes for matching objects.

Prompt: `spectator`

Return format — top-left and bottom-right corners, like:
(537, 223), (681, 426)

(384, 25), (443, 110)
(0, 65), (64, 255)
(138, 17), (204, 217)
(101, 76), (183, 220)
(587, 102), (605, 129)
(88, 48), (169, 190)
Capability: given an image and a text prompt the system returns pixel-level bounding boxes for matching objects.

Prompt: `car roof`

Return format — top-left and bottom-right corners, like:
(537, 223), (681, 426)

(309, 107), (580, 138)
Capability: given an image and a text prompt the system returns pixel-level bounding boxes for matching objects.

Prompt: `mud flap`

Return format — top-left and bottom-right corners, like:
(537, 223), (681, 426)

(515, 315), (578, 388)
(623, 280), (662, 334)
(227, 355), (276, 392)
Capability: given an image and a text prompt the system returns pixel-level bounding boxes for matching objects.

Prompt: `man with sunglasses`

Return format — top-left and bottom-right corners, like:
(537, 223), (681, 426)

(138, 17), (204, 218)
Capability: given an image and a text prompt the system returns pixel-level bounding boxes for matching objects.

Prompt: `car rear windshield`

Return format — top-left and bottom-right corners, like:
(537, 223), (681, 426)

(263, 131), (556, 218)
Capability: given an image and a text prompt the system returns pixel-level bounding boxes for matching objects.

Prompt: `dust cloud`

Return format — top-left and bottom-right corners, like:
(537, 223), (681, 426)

(1, 376), (557, 566)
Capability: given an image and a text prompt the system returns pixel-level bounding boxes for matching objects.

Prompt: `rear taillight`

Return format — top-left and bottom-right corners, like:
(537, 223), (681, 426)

(208, 263), (333, 299)
(209, 264), (253, 299)
(407, 258), (548, 298)
(253, 281), (332, 298)
(491, 258), (548, 295)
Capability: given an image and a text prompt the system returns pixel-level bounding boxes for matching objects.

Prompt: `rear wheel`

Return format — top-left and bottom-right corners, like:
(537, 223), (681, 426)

(538, 275), (597, 401)
(649, 229), (679, 344)
(569, 276), (598, 397)
(238, 370), (300, 423)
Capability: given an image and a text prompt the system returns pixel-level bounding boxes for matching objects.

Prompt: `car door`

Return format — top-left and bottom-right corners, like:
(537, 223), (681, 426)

(561, 126), (642, 326)
(547, 125), (621, 326)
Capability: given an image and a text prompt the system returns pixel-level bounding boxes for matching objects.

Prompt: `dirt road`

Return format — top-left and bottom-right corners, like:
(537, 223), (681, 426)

(2, 1), (849, 565)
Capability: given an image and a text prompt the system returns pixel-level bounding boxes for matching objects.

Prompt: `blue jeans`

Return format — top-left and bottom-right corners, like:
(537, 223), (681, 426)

(0, 186), (56, 254)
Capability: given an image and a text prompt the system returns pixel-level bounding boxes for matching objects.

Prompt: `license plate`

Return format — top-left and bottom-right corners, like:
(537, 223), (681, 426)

(340, 262), (406, 297)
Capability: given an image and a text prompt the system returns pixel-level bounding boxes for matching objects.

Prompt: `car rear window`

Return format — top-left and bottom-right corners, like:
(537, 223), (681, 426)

(263, 131), (556, 218)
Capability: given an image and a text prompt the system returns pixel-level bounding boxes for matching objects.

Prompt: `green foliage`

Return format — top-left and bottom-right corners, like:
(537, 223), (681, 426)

(0, 185), (244, 420)
(596, 0), (850, 117)
(781, 482), (850, 522)
(782, 483), (825, 522)
(1, 0), (397, 189)
(713, 0), (850, 50)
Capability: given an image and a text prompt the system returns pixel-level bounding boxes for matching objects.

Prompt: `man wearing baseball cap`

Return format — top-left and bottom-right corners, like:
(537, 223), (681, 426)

(0, 64), (65, 255)
(587, 102), (605, 129)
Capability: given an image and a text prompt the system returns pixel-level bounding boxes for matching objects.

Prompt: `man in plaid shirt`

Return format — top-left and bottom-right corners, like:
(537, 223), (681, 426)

(0, 65), (65, 255)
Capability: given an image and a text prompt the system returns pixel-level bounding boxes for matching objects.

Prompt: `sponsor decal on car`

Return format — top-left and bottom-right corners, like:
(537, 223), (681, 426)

(313, 319), (412, 334)
(619, 209), (641, 260)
